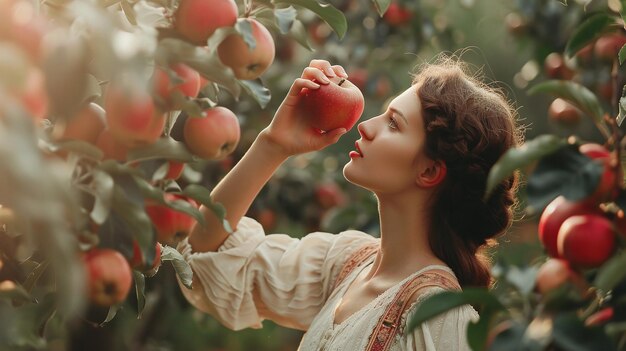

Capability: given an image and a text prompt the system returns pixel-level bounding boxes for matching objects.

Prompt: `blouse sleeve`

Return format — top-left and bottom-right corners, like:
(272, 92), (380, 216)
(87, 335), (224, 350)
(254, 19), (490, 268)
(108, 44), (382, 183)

(176, 216), (378, 331)
(402, 287), (479, 351)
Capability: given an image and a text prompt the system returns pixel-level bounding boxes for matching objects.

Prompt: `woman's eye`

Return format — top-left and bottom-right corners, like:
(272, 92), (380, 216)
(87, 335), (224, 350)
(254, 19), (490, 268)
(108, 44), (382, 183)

(388, 117), (398, 129)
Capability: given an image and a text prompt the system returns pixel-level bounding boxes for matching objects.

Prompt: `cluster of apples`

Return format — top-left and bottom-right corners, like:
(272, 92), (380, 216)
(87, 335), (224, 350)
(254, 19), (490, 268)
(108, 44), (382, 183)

(534, 143), (621, 303)
(174, 0), (275, 80)
(543, 33), (626, 126)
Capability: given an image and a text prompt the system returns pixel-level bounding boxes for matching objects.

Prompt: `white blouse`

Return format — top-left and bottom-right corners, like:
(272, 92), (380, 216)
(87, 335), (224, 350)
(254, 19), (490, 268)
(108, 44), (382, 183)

(177, 217), (478, 350)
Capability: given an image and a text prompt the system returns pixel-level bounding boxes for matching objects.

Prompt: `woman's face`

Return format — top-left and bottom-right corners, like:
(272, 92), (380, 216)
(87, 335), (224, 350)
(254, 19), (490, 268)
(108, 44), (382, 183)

(343, 85), (433, 194)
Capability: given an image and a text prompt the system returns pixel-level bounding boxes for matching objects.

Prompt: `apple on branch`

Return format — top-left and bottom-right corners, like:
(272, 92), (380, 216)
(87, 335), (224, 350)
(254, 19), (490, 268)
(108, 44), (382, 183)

(297, 76), (365, 132)
(174, 0), (238, 46)
(83, 249), (133, 307)
(217, 19), (275, 80)
(183, 106), (241, 159)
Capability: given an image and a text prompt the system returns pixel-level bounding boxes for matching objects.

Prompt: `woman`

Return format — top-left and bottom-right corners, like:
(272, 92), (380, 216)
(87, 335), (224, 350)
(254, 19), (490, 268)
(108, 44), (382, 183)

(177, 57), (521, 350)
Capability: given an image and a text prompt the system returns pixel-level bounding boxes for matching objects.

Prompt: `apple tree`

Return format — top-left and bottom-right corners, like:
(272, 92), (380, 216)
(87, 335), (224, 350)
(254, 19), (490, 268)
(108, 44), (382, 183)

(0, 0), (360, 348)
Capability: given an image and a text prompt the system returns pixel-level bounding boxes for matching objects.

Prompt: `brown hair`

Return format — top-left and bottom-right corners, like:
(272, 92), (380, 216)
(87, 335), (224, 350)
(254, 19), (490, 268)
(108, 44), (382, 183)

(413, 57), (522, 288)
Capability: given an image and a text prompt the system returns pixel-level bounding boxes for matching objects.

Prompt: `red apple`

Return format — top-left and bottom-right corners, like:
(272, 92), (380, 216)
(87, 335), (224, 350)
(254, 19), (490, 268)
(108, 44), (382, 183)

(145, 193), (197, 244)
(129, 241), (162, 273)
(538, 196), (599, 258)
(535, 258), (584, 295)
(152, 63), (201, 106)
(315, 182), (347, 209)
(17, 67), (48, 120)
(585, 307), (614, 326)
(183, 106), (240, 159)
(165, 160), (185, 180)
(383, 2), (412, 27)
(83, 248), (133, 307)
(544, 53), (574, 80)
(579, 143), (621, 203)
(256, 208), (277, 231)
(594, 34), (626, 62)
(505, 12), (527, 37)
(557, 214), (616, 268)
(96, 130), (129, 161)
(0, 0), (47, 62)
(297, 76), (364, 132)
(548, 98), (582, 126)
(57, 102), (106, 144)
(217, 19), (275, 80)
(174, 0), (238, 46)
(105, 81), (165, 147)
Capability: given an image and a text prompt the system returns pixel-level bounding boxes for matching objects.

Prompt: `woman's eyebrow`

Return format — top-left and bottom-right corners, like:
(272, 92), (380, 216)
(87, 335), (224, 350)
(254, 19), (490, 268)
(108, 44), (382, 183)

(389, 107), (408, 125)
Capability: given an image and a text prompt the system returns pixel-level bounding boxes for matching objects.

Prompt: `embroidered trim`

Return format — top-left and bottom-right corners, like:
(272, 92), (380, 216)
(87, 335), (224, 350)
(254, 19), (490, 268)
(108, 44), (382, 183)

(365, 271), (461, 351)
(332, 242), (379, 292)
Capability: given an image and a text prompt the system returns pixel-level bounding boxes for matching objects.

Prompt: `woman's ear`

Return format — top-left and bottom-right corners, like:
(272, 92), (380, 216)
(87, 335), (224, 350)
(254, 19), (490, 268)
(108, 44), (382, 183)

(416, 160), (447, 188)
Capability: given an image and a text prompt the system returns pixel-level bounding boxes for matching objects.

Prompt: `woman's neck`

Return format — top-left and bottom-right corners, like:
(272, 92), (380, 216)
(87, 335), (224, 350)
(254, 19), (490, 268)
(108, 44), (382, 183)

(364, 191), (445, 281)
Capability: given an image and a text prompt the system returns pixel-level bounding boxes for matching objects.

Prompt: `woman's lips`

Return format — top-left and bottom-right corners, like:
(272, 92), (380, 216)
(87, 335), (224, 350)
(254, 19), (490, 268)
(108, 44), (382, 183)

(350, 141), (363, 158)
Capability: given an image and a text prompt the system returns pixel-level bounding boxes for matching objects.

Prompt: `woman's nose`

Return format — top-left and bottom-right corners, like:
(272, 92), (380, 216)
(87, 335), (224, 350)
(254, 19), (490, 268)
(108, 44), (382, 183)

(357, 121), (373, 140)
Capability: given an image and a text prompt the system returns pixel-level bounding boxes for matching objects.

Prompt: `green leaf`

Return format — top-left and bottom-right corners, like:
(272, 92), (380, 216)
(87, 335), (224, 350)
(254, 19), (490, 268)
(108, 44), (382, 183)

(22, 261), (49, 293)
(0, 283), (36, 304)
(505, 265), (539, 296)
(594, 250), (626, 292)
(161, 245), (193, 289)
(102, 304), (120, 325)
(619, 96), (626, 126)
(288, 19), (313, 51)
(274, 0), (347, 39)
(467, 305), (499, 351)
(372, 0), (392, 17)
(182, 184), (232, 233)
(53, 140), (104, 160)
(485, 135), (567, 200)
(89, 169), (114, 225)
(120, 0), (137, 26)
(564, 13), (621, 58)
(274, 6), (298, 34)
(619, 44), (626, 65)
(156, 38), (240, 98)
(552, 313), (615, 351)
(133, 271), (146, 318)
(526, 144), (605, 213)
(407, 288), (505, 331)
(620, 0), (626, 28)
(126, 138), (197, 163)
(111, 183), (153, 255)
(235, 19), (256, 50)
(239, 79), (271, 109)
(528, 80), (607, 133)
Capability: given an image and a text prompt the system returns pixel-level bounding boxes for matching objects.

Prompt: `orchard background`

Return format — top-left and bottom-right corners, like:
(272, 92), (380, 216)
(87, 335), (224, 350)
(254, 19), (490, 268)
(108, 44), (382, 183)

(1, 0), (626, 350)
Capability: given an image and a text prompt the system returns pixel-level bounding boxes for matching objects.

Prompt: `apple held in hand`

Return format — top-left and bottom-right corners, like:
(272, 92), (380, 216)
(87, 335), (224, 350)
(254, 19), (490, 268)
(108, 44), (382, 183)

(183, 106), (241, 159)
(297, 76), (365, 132)
(83, 248), (133, 307)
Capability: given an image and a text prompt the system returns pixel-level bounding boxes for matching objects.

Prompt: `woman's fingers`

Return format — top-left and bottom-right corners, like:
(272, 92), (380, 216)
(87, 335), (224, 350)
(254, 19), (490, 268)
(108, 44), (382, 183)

(331, 65), (348, 78)
(309, 59), (336, 78)
(286, 78), (320, 98)
(300, 67), (331, 84)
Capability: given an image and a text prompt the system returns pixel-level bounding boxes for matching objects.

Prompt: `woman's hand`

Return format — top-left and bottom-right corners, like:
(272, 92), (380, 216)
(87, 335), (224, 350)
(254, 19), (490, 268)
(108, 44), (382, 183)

(259, 60), (349, 157)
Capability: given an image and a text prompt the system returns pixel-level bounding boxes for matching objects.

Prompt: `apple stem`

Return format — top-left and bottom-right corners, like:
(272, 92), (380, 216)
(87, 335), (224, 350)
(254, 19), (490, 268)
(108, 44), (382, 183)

(338, 78), (346, 86)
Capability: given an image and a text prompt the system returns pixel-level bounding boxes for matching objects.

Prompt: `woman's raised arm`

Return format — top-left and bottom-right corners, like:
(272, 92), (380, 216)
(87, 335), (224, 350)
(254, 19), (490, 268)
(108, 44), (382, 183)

(187, 60), (349, 253)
